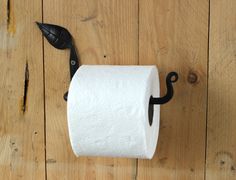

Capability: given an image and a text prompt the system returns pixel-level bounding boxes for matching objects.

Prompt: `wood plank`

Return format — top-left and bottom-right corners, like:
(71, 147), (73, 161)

(43, 0), (138, 179)
(137, 0), (209, 179)
(0, 0), (45, 179)
(206, 0), (236, 179)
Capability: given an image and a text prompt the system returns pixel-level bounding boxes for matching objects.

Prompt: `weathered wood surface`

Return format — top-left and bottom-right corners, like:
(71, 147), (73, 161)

(206, 0), (236, 179)
(0, 0), (236, 179)
(0, 0), (45, 179)
(137, 0), (209, 179)
(43, 0), (138, 179)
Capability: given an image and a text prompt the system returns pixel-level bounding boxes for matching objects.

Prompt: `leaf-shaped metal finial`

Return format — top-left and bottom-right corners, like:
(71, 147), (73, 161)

(36, 22), (73, 49)
(36, 22), (80, 101)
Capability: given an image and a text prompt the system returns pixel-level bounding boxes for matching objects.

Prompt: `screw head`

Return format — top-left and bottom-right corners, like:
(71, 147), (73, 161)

(71, 60), (76, 65)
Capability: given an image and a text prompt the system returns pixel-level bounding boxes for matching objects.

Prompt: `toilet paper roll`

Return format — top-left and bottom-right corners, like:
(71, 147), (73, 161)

(67, 65), (160, 159)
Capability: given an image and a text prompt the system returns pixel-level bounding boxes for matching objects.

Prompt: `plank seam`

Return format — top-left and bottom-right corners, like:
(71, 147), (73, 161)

(135, 158), (139, 180)
(41, 0), (47, 179)
(136, 0), (140, 178)
(204, 0), (211, 179)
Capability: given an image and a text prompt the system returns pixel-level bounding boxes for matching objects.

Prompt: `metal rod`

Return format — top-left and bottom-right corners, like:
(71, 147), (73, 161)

(149, 72), (178, 105)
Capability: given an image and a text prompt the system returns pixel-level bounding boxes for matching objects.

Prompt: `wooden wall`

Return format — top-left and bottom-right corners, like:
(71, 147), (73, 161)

(0, 0), (235, 179)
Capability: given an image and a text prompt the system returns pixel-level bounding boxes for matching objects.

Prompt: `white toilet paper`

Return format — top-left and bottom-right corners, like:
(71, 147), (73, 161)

(67, 65), (160, 159)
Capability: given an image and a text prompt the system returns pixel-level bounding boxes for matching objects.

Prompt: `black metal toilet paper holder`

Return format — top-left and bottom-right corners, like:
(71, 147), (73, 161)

(36, 22), (178, 106)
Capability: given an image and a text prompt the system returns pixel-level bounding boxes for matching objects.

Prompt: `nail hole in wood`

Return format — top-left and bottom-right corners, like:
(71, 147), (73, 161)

(220, 160), (225, 165)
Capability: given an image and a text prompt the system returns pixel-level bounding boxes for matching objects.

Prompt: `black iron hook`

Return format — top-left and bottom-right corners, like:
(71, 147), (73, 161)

(36, 22), (79, 101)
(36, 22), (178, 104)
(149, 72), (178, 105)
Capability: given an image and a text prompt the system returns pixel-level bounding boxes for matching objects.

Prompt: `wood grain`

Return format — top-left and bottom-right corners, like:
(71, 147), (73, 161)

(1, 0), (236, 179)
(206, 0), (236, 179)
(43, 0), (138, 179)
(137, 0), (209, 179)
(0, 0), (45, 179)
